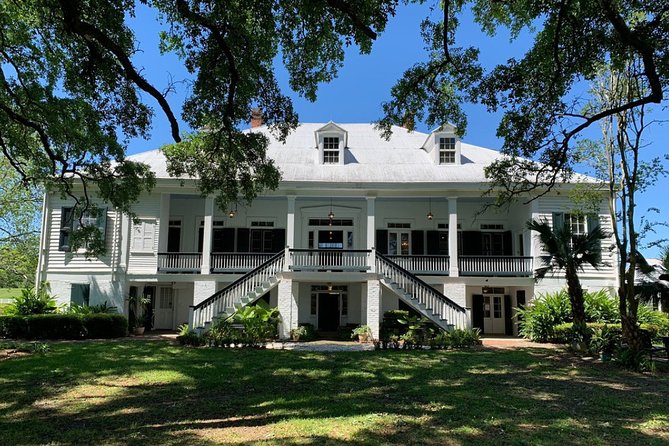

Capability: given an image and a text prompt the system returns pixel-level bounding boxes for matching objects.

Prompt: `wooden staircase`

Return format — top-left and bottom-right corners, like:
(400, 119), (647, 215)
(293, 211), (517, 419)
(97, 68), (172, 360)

(375, 252), (469, 330)
(189, 251), (285, 332)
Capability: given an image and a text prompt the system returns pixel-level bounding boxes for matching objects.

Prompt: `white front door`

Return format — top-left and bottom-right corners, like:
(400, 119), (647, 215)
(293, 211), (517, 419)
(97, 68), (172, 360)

(154, 287), (175, 330)
(483, 295), (505, 334)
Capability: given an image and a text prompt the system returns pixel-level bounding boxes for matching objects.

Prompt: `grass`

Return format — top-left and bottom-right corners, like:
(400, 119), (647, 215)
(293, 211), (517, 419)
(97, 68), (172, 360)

(0, 288), (22, 299)
(0, 341), (668, 445)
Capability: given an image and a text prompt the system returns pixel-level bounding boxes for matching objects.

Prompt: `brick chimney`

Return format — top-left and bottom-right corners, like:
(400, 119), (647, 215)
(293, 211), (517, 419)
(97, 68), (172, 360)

(250, 108), (263, 128)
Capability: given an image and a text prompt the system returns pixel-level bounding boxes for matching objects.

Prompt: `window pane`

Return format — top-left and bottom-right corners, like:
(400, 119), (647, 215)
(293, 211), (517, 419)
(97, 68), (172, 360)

(400, 232), (410, 255)
(388, 233), (398, 255)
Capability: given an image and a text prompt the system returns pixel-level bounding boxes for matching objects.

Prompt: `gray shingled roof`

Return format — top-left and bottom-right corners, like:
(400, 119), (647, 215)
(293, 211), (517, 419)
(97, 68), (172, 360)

(128, 123), (507, 184)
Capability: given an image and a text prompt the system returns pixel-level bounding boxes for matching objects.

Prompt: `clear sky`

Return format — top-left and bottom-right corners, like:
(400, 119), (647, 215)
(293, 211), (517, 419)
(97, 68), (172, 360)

(125, 3), (668, 258)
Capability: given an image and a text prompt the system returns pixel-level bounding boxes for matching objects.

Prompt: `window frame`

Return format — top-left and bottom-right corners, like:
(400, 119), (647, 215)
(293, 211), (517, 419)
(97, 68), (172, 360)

(322, 136), (340, 164)
(59, 206), (108, 252)
(438, 137), (457, 164)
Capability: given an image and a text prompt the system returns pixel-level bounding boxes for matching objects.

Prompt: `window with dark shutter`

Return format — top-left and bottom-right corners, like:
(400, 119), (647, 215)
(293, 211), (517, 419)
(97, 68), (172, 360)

(411, 230), (424, 255)
(376, 230), (388, 254)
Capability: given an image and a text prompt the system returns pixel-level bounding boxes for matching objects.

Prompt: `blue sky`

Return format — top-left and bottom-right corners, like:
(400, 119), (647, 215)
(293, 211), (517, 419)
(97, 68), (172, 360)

(126, 3), (668, 258)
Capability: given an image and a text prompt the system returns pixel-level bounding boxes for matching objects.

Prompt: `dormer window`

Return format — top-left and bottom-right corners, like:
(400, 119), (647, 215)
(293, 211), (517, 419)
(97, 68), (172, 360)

(323, 137), (340, 164)
(423, 123), (461, 165)
(439, 137), (457, 164)
(315, 122), (347, 165)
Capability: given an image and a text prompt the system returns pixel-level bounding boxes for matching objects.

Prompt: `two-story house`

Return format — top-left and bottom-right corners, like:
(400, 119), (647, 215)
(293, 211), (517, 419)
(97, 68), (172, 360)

(35, 121), (618, 338)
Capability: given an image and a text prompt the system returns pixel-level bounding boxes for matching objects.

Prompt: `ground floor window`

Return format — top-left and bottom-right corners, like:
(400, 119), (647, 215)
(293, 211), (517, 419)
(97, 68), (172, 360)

(71, 284), (90, 306)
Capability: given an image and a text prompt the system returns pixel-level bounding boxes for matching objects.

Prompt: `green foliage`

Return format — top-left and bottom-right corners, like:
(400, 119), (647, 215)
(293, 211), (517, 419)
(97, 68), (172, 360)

(637, 305), (669, 333)
(205, 301), (280, 347)
(176, 325), (205, 347)
(589, 326), (622, 356)
(0, 341), (49, 355)
(517, 290), (631, 342)
(615, 347), (654, 373)
(66, 301), (117, 315)
(0, 313), (127, 339)
(290, 323), (317, 341)
(446, 328), (482, 349)
(3, 284), (57, 316)
(583, 290), (620, 324)
(516, 291), (572, 342)
(127, 293), (150, 329)
(81, 314), (128, 339)
(351, 325), (372, 341)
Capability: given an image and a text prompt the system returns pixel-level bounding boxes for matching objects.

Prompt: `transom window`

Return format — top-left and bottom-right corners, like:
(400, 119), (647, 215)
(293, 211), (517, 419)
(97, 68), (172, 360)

(323, 137), (340, 164)
(439, 137), (456, 164)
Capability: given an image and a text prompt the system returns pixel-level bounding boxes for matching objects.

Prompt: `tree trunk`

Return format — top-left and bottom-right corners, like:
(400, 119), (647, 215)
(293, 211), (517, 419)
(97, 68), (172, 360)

(621, 313), (644, 352)
(565, 266), (589, 346)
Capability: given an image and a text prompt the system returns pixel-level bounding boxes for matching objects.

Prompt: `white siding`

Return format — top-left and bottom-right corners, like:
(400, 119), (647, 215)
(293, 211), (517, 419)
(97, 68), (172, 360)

(45, 197), (120, 274)
(536, 195), (617, 280)
(127, 193), (161, 274)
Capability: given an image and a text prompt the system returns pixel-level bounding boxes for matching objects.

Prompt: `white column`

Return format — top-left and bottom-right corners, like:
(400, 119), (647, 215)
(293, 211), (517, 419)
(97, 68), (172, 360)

(366, 279), (381, 340)
(529, 199), (540, 271)
(286, 196), (296, 248)
(158, 193), (171, 253)
(278, 278), (298, 339)
(285, 196), (296, 271)
(201, 197), (214, 274)
(366, 197), (376, 272)
(448, 197), (459, 277)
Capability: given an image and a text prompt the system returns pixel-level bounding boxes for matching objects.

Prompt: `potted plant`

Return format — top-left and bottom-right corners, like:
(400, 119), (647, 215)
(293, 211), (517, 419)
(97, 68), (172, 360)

(351, 325), (372, 343)
(127, 293), (150, 335)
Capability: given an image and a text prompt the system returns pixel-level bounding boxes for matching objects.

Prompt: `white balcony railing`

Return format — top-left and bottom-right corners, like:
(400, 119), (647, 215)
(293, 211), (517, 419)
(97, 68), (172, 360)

(458, 256), (533, 276)
(289, 249), (372, 272)
(157, 253), (202, 273)
(386, 255), (450, 275)
(210, 253), (275, 273)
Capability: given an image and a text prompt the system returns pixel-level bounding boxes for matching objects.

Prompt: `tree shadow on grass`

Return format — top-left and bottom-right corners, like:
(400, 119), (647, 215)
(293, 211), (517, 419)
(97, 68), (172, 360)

(0, 342), (668, 445)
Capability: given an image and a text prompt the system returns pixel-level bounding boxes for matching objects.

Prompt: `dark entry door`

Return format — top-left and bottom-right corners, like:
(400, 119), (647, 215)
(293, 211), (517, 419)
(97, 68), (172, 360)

(318, 293), (340, 331)
(472, 294), (484, 334)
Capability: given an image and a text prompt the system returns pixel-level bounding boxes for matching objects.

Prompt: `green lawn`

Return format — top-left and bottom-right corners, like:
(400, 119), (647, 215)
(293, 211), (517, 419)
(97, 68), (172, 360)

(0, 287), (21, 299)
(1, 341), (668, 445)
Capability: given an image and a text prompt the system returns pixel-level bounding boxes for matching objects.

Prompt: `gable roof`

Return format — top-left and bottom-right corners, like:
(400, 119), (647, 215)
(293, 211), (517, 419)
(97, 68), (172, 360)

(126, 123), (537, 185)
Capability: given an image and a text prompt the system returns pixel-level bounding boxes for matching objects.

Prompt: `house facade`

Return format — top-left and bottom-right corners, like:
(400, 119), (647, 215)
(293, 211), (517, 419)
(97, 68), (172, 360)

(35, 122), (619, 338)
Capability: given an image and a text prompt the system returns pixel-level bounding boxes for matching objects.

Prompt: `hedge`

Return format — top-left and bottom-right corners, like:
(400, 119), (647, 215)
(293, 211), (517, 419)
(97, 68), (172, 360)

(0, 313), (128, 339)
(551, 322), (661, 344)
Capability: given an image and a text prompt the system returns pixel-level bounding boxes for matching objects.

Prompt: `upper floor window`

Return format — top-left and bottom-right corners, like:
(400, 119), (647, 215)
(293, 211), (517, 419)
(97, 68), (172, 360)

(323, 137), (340, 164)
(566, 213), (586, 236)
(59, 207), (107, 252)
(315, 122), (347, 165)
(439, 137), (456, 164)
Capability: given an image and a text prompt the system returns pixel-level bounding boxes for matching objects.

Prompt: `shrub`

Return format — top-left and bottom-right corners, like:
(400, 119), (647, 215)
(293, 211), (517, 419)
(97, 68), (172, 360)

(67, 302), (117, 315)
(447, 328), (482, 348)
(82, 314), (128, 338)
(637, 306), (669, 335)
(517, 290), (621, 342)
(583, 290), (620, 323)
(0, 314), (127, 339)
(4, 284), (57, 316)
(177, 325), (205, 346)
(517, 291), (570, 342)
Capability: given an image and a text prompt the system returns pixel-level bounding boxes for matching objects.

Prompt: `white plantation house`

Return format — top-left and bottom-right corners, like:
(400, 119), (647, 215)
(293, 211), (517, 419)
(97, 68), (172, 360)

(35, 120), (618, 338)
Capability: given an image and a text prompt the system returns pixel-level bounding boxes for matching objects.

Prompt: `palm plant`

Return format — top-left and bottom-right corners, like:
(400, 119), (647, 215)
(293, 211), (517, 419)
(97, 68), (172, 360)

(527, 218), (607, 342)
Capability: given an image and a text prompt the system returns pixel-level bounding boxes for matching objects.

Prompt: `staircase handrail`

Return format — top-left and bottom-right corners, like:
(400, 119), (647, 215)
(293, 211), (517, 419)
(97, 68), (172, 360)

(189, 250), (285, 329)
(376, 251), (466, 313)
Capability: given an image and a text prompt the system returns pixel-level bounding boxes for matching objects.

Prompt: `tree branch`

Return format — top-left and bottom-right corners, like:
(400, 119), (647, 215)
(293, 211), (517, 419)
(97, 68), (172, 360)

(325, 0), (378, 40)
(57, 0), (181, 142)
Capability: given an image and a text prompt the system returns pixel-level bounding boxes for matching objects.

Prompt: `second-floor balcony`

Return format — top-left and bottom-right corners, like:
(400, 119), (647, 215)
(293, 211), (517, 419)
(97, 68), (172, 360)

(156, 250), (534, 277)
